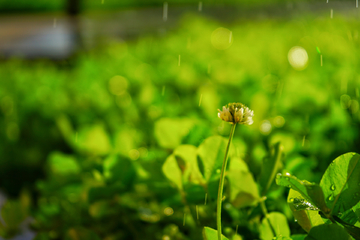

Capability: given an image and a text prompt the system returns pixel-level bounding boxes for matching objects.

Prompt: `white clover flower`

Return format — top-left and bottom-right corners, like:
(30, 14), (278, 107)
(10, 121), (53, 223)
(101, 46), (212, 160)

(218, 103), (254, 125)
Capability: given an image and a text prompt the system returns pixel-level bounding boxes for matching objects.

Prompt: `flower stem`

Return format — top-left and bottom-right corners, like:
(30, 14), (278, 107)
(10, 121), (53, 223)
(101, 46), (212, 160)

(217, 123), (237, 240)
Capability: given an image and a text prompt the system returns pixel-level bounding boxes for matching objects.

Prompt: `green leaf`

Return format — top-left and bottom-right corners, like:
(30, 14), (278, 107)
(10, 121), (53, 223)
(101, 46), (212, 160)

(77, 124), (112, 155)
(1, 200), (26, 229)
(48, 152), (80, 176)
(320, 152), (360, 215)
(197, 136), (227, 182)
(203, 227), (229, 240)
(162, 144), (206, 191)
(291, 235), (307, 240)
(162, 154), (183, 190)
(304, 224), (352, 240)
(228, 157), (259, 208)
(174, 145), (205, 185)
(103, 154), (136, 185)
(287, 189), (324, 233)
(259, 142), (284, 196)
(333, 215), (360, 240)
(276, 174), (330, 215)
(273, 237), (292, 240)
(259, 212), (290, 240)
(154, 118), (194, 149)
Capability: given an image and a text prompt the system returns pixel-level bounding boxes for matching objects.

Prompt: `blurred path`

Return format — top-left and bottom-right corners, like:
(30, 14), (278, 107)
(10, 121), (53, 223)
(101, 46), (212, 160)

(0, 2), (358, 59)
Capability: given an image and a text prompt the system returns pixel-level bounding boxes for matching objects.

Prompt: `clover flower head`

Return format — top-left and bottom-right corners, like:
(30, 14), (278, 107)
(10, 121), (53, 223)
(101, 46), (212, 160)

(217, 102), (254, 125)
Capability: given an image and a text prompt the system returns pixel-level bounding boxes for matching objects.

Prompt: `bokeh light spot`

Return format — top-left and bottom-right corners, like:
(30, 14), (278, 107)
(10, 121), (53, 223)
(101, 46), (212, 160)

(164, 207), (174, 216)
(211, 27), (233, 50)
(109, 75), (128, 95)
(288, 46), (308, 70)
(273, 116), (285, 128)
(129, 149), (140, 160)
(340, 94), (351, 109)
(260, 120), (272, 135)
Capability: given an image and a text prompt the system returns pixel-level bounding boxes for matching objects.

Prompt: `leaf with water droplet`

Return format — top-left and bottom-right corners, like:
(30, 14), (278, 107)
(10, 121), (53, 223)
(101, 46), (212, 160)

(259, 142), (284, 196)
(287, 189), (324, 233)
(276, 174), (330, 214)
(320, 152), (360, 215)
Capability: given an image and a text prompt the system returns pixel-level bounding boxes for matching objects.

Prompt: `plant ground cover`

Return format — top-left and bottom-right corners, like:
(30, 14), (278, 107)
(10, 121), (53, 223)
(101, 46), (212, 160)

(0, 11), (360, 240)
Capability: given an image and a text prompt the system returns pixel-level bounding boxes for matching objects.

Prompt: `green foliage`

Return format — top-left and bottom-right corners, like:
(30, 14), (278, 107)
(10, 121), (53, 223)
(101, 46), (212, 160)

(277, 152), (360, 239)
(259, 212), (290, 240)
(1, 8), (360, 240)
(203, 227), (229, 240)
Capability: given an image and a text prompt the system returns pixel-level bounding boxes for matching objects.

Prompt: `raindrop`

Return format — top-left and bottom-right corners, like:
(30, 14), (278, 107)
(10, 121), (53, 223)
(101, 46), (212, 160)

(352, 153), (356, 156)
(198, 1), (202, 11)
(328, 194), (334, 201)
(287, 185), (292, 188)
(285, 172), (291, 176)
(289, 198), (294, 202)
(320, 55), (323, 66)
(294, 218), (298, 222)
(330, 185), (336, 191)
(196, 205), (199, 220)
(163, 2), (168, 22)
(198, 94), (203, 107)
(276, 173), (282, 179)
(216, 169), (221, 174)
(285, 177), (289, 181)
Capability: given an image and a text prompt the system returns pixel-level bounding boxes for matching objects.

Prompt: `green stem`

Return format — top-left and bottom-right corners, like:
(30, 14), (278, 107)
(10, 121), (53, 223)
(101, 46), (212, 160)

(217, 123), (237, 240)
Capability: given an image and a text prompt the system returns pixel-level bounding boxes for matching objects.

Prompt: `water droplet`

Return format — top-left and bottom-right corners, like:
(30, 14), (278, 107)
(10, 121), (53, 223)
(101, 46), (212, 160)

(330, 185), (336, 191)
(294, 218), (298, 222)
(287, 185), (292, 188)
(328, 194), (334, 201)
(276, 173), (282, 179)
(289, 198), (294, 202)
(352, 153), (356, 156)
(285, 172), (291, 176)
(216, 169), (221, 174)
(285, 177), (289, 181)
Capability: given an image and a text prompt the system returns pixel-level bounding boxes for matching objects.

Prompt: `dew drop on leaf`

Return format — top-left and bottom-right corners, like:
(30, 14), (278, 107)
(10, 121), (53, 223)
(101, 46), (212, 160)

(330, 184), (336, 191)
(216, 169), (221, 174)
(328, 194), (334, 201)
(276, 173), (282, 179)
(289, 198), (294, 202)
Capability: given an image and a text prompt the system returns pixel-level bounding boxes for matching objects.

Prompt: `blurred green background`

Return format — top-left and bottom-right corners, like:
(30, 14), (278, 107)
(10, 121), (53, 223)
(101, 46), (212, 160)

(0, 0), (360, 239)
